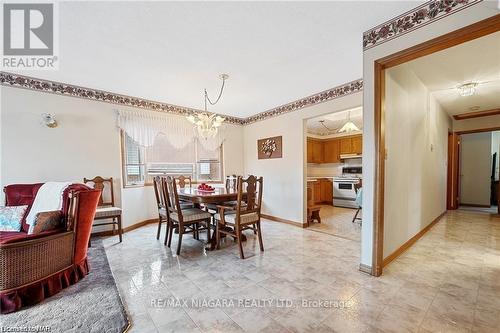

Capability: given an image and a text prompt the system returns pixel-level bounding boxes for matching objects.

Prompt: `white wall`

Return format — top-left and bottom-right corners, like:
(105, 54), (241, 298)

(0, 86), (244, 229)
(383, 65), (451, 258)
(243, 92), (362, 224)
(361, 2), (498, 267)
(460, 132), (492, 206)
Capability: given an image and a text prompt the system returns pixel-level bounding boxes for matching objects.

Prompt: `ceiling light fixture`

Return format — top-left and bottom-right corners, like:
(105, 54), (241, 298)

(338, 111), (360, 133)
(457, 82), (478, 97)
(187, 74), (228, 139)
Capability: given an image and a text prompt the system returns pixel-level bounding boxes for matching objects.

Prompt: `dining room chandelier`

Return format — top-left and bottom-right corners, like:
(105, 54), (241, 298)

(187, 74), (228, 139)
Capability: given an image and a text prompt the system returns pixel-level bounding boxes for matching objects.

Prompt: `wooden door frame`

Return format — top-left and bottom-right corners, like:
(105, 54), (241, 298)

(372, 14), (500, 277)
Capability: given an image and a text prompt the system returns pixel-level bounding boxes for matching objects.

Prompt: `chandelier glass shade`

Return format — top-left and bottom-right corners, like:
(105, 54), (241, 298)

(187, 113), (225, 139)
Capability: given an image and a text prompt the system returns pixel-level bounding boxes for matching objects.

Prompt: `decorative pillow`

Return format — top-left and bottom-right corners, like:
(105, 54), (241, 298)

(31, 211), (63, 234)
(0, 205), (28, 232)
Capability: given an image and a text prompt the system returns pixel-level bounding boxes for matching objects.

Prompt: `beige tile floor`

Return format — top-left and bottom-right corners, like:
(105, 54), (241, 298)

(307, 205), (362, 242)
(102, 209), (500, 333)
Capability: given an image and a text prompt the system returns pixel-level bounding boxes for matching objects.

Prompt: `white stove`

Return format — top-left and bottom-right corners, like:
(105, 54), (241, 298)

(333, 167), (362, 209)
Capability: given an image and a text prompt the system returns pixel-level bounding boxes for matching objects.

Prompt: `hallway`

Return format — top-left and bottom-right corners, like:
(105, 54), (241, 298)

(104, 210), (500, 333)
(380, 209), (500, 332)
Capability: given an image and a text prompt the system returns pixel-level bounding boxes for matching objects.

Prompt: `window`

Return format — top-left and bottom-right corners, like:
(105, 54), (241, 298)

(123, 133), (145, 186)
(122, 131), (223, 186)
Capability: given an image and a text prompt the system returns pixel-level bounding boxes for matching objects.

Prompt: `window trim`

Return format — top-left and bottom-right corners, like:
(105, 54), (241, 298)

(120, 130), (225, 188)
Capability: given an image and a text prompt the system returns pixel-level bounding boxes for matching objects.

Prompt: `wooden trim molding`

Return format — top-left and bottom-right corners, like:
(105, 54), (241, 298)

(91, 218), (158, 237)
(261, 214), (306, 228)
(382, 211), (446, 267)
(453, 108), (500, 120)
(0, 72), (362, 125)
(363, 0), (484, 51)
(373, 15), (500, 277)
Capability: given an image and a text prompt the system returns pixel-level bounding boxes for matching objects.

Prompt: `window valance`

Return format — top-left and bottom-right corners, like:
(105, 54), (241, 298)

(116, 110), (224, 150)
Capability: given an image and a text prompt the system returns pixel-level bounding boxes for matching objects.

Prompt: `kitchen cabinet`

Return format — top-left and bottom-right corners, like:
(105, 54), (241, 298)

(312, 181), (321, 204)
(307, 179), (333, 204)
(307, 135), (362, 164)
(319, 179), (333, 203)
(339, 135), (363, 155)
(352, 135), (362, 154)
(323, 139), (340, 163)
(307, 140), (313, 163)
(307, 138), (324, 163)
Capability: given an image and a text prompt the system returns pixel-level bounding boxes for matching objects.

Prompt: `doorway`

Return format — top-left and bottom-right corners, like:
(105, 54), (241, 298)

(372, 15), (500, 276)
(305, 108), (363, 242)
(448, 129), (500, 214)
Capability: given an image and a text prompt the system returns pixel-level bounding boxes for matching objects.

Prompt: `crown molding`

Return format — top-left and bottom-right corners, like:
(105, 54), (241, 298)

(363, 0), (483, 51)
(1, 72), (363, 125)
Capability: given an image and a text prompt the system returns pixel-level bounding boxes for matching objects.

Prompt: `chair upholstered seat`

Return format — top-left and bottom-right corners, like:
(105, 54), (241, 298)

(170, 208), (211, 222)
(94, 206), (122, 218)
(215, 212), (259, 224)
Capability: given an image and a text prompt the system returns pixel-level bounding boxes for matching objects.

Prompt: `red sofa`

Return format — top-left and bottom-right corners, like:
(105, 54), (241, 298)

(0, 183), (101, 313)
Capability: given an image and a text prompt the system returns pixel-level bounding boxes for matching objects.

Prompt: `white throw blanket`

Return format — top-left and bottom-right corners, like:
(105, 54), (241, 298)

(26, 182), (71, 234)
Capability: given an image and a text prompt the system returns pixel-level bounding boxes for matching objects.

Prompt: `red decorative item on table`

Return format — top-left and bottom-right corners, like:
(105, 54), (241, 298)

(197, 183), (215, 193)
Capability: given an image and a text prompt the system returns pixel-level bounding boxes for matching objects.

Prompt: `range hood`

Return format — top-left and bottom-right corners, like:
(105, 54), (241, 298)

(339, 153), (362, 160)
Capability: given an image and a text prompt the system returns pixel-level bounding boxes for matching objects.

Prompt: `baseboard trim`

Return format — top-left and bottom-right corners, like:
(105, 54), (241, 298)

(359, 263), (372, 275)
(382, 211), (446, 267)
(460, 203), (491, 208)
(91, 218), (158, 237)
(261, 214), (306, 228)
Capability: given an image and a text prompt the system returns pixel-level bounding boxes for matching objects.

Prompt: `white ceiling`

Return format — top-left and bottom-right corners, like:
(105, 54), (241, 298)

(12, 1), (423, 118)
(307, 107), (363, 135)
(407, 31), (500, 116)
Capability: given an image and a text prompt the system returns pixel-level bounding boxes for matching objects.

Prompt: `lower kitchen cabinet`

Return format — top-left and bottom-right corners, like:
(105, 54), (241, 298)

(308, 179), (333, 204)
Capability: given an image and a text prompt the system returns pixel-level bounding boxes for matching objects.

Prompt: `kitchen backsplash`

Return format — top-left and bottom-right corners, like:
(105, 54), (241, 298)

(307, 158), (361, 177)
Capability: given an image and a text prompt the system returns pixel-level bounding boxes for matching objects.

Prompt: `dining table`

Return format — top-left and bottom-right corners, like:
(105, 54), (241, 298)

(177, 186), (247, 250)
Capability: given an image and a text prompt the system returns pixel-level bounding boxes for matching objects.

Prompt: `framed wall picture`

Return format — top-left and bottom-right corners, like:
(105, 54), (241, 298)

(257, 136), (283, 159)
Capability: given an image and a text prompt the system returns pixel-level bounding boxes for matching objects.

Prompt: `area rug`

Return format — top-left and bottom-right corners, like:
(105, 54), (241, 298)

(0, 241), (129, 333)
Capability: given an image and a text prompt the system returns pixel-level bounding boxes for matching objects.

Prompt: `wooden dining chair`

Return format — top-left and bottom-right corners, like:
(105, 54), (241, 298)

(177, 175), (192, 188)
(205, 175), (240, 211)
(214, 175), (264, 259)
(163, 176), (212, 255)
(83, 176), (123, 242)
(153, 176), (168, 240)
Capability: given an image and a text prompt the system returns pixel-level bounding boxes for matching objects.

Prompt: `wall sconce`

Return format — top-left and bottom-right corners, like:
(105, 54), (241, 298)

(42, 113), (58, 128)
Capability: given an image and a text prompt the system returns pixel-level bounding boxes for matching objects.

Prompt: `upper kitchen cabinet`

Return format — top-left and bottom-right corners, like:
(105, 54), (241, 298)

(351, 135), (362, 154)
(307, 135), (361, 164)
(339, 135), (362, 155)
(323, 139), (340, 163)
(307, 138), (324, 163)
